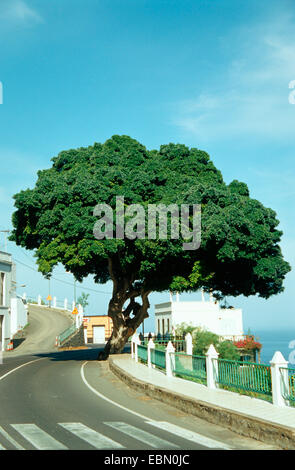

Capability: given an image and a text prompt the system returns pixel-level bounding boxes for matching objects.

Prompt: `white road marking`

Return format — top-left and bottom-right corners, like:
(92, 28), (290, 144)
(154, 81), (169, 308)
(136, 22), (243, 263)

(81, 361), (233, 450)
(81, 362), (149, 421)
(146, 421), (232, 450)
(104, 421), (179, 449)
(0, 358), (45, 382)
(59, 423), (124, 449)
(11, 424), (67, 450)
(0, 426), (24, 450)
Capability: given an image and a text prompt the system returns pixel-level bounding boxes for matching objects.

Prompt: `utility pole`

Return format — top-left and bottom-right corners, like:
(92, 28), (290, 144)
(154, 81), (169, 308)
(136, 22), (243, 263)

(74, 279), (77, 306)
(47, 278), (52, 308)
(66, 271), (77, 306)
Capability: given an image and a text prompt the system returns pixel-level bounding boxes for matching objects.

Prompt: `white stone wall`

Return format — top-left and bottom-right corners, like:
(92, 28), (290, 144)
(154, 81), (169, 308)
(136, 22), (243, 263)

(0, 251), (13, 350)
(10, 297), (28, 337)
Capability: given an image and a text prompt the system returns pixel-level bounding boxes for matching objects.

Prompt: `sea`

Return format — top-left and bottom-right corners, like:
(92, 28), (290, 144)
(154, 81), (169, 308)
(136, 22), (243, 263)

(254, 330), (295, 365)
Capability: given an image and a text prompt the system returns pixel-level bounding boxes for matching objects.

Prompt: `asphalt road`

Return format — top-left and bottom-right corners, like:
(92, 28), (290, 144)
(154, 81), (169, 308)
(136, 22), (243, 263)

(0, 348), (278, 451)
(0, 306), (277, 452)
(4, 304), (73, 357)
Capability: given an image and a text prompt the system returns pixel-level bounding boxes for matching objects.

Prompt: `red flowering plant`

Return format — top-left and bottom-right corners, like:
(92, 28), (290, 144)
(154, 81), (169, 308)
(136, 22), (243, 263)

(234, 336), (262, 351)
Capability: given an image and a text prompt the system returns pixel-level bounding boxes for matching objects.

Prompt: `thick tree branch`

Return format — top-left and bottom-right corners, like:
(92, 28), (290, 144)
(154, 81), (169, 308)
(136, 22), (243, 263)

(127, 289), (151, 330)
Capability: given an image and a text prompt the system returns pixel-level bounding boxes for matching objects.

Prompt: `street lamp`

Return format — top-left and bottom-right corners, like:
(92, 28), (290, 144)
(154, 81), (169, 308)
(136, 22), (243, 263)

(9, 282), (26, 294)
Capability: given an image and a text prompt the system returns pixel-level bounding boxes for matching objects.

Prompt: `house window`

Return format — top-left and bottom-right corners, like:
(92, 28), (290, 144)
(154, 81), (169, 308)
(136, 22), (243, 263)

(162, 318), (165, 335)
(157, 319), (160, 335)
(167, 318), (170, 333)
(0, 273), (4, 306)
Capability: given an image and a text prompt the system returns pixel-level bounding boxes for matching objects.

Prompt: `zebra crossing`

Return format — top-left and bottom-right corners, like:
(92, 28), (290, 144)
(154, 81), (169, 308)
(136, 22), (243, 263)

(0, 420), (231, 450)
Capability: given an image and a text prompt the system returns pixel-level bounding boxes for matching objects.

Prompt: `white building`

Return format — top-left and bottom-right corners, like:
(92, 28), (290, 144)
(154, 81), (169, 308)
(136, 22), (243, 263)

(0, 251), (28, 351)
(155, 291), (244, 340)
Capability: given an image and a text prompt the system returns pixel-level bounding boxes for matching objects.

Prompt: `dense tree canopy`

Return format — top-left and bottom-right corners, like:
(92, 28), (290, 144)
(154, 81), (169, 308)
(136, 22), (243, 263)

(10, 135), (291, 356)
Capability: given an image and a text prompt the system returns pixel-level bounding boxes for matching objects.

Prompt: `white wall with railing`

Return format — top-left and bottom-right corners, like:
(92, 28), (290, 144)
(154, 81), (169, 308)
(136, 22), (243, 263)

(131, 333), (295, 409)
(23, 293), (82, 313)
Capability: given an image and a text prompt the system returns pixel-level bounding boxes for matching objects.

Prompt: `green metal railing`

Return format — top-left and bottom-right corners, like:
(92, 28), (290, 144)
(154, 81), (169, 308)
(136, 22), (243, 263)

(151, 348), (166, 370)
(216, 358), (272, 400)
(280, 367), (295, 403)
(144, 339), (186, 353)
(174, 352), (207, 384)
(137, 344), (148, 363)
(135, 340), (279, 404)
(159, 340), (185, 353)
(58, 323), (77, 345)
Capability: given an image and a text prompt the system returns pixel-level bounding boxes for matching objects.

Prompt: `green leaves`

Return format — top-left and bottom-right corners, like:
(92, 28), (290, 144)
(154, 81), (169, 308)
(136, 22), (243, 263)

(9, 135), (290, 300)
(177, 324), (240, 360)
(77, 292), (90, 309)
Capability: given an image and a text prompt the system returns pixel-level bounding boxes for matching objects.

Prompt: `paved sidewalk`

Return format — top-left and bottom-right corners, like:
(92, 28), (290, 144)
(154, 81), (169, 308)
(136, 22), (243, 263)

(110, 354), (295, 449)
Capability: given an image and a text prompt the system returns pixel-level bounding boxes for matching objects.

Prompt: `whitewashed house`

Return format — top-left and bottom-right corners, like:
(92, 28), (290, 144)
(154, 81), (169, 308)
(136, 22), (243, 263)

(155, 291), (244, 340)
(0, 251), (28, 351)
(0, 251), (14, 350)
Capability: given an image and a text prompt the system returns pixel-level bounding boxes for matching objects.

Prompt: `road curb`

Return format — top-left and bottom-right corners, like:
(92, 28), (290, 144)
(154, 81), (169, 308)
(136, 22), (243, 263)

(109, 356), (295, 450)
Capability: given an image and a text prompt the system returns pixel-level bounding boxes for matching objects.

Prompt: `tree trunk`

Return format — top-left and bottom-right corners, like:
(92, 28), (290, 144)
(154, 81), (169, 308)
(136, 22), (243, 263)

(97, 258), (150, 360)
(98, 323), (134, 360)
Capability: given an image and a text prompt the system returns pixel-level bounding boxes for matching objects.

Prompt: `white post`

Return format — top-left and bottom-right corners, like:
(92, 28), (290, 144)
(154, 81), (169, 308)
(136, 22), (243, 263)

(185, 333), (193, 355)
(38, 295), (42, 306)
(72, 300), (75, 311)
(206, 344), (219, 389)
(270, 351), (289, 407)
(166, 341), (175, 377)
(75, 305), (84, 328)
(131, 334), (136, 359)
(53, 296), (57, 308)
(64, 298), (68, 311)
(134, 334), (141, 363)
(148, 338), (155, 368)
(22, 293), (27, 301)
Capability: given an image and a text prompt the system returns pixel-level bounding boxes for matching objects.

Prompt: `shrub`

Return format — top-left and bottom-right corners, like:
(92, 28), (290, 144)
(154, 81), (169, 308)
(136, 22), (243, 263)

(193, 329), (219, 355)
(217, 340), (240, 361)
(176, 322), (240, 360)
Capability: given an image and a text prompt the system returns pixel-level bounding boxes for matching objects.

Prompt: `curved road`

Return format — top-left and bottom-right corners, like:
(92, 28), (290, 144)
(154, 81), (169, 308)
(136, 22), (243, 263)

(0, 308), (277, 451)
(5, 304), (73, 357)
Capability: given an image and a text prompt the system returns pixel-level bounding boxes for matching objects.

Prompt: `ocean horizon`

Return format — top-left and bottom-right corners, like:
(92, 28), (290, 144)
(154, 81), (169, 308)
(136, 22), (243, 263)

(252, 329), (295, 365)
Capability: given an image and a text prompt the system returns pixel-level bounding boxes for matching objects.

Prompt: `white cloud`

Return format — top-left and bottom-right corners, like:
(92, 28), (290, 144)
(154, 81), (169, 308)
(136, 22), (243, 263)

(173, 11), (295, 143)
(0, 0), (42, 25)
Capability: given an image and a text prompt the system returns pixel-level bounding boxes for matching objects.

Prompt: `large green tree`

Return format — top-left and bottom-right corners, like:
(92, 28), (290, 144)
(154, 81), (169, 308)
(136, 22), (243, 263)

(10, 135), (291, 358)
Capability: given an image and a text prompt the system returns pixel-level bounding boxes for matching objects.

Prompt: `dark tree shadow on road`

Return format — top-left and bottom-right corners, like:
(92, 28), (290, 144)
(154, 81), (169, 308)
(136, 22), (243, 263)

(34, 344), (131, 363)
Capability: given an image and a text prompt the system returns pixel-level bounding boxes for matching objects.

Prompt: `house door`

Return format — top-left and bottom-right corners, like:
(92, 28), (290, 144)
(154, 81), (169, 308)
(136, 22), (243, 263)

(93, 326), (105, 344)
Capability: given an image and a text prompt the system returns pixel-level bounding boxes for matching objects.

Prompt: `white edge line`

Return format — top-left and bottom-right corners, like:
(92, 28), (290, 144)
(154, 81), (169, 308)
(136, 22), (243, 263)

(81, 361), (151, 421)
(81, 361), (233, 451)
(0, 358), (45, 451)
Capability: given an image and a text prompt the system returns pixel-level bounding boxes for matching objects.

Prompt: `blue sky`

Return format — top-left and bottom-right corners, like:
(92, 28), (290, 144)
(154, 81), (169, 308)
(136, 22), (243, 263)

(0, 0), (295, 334)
